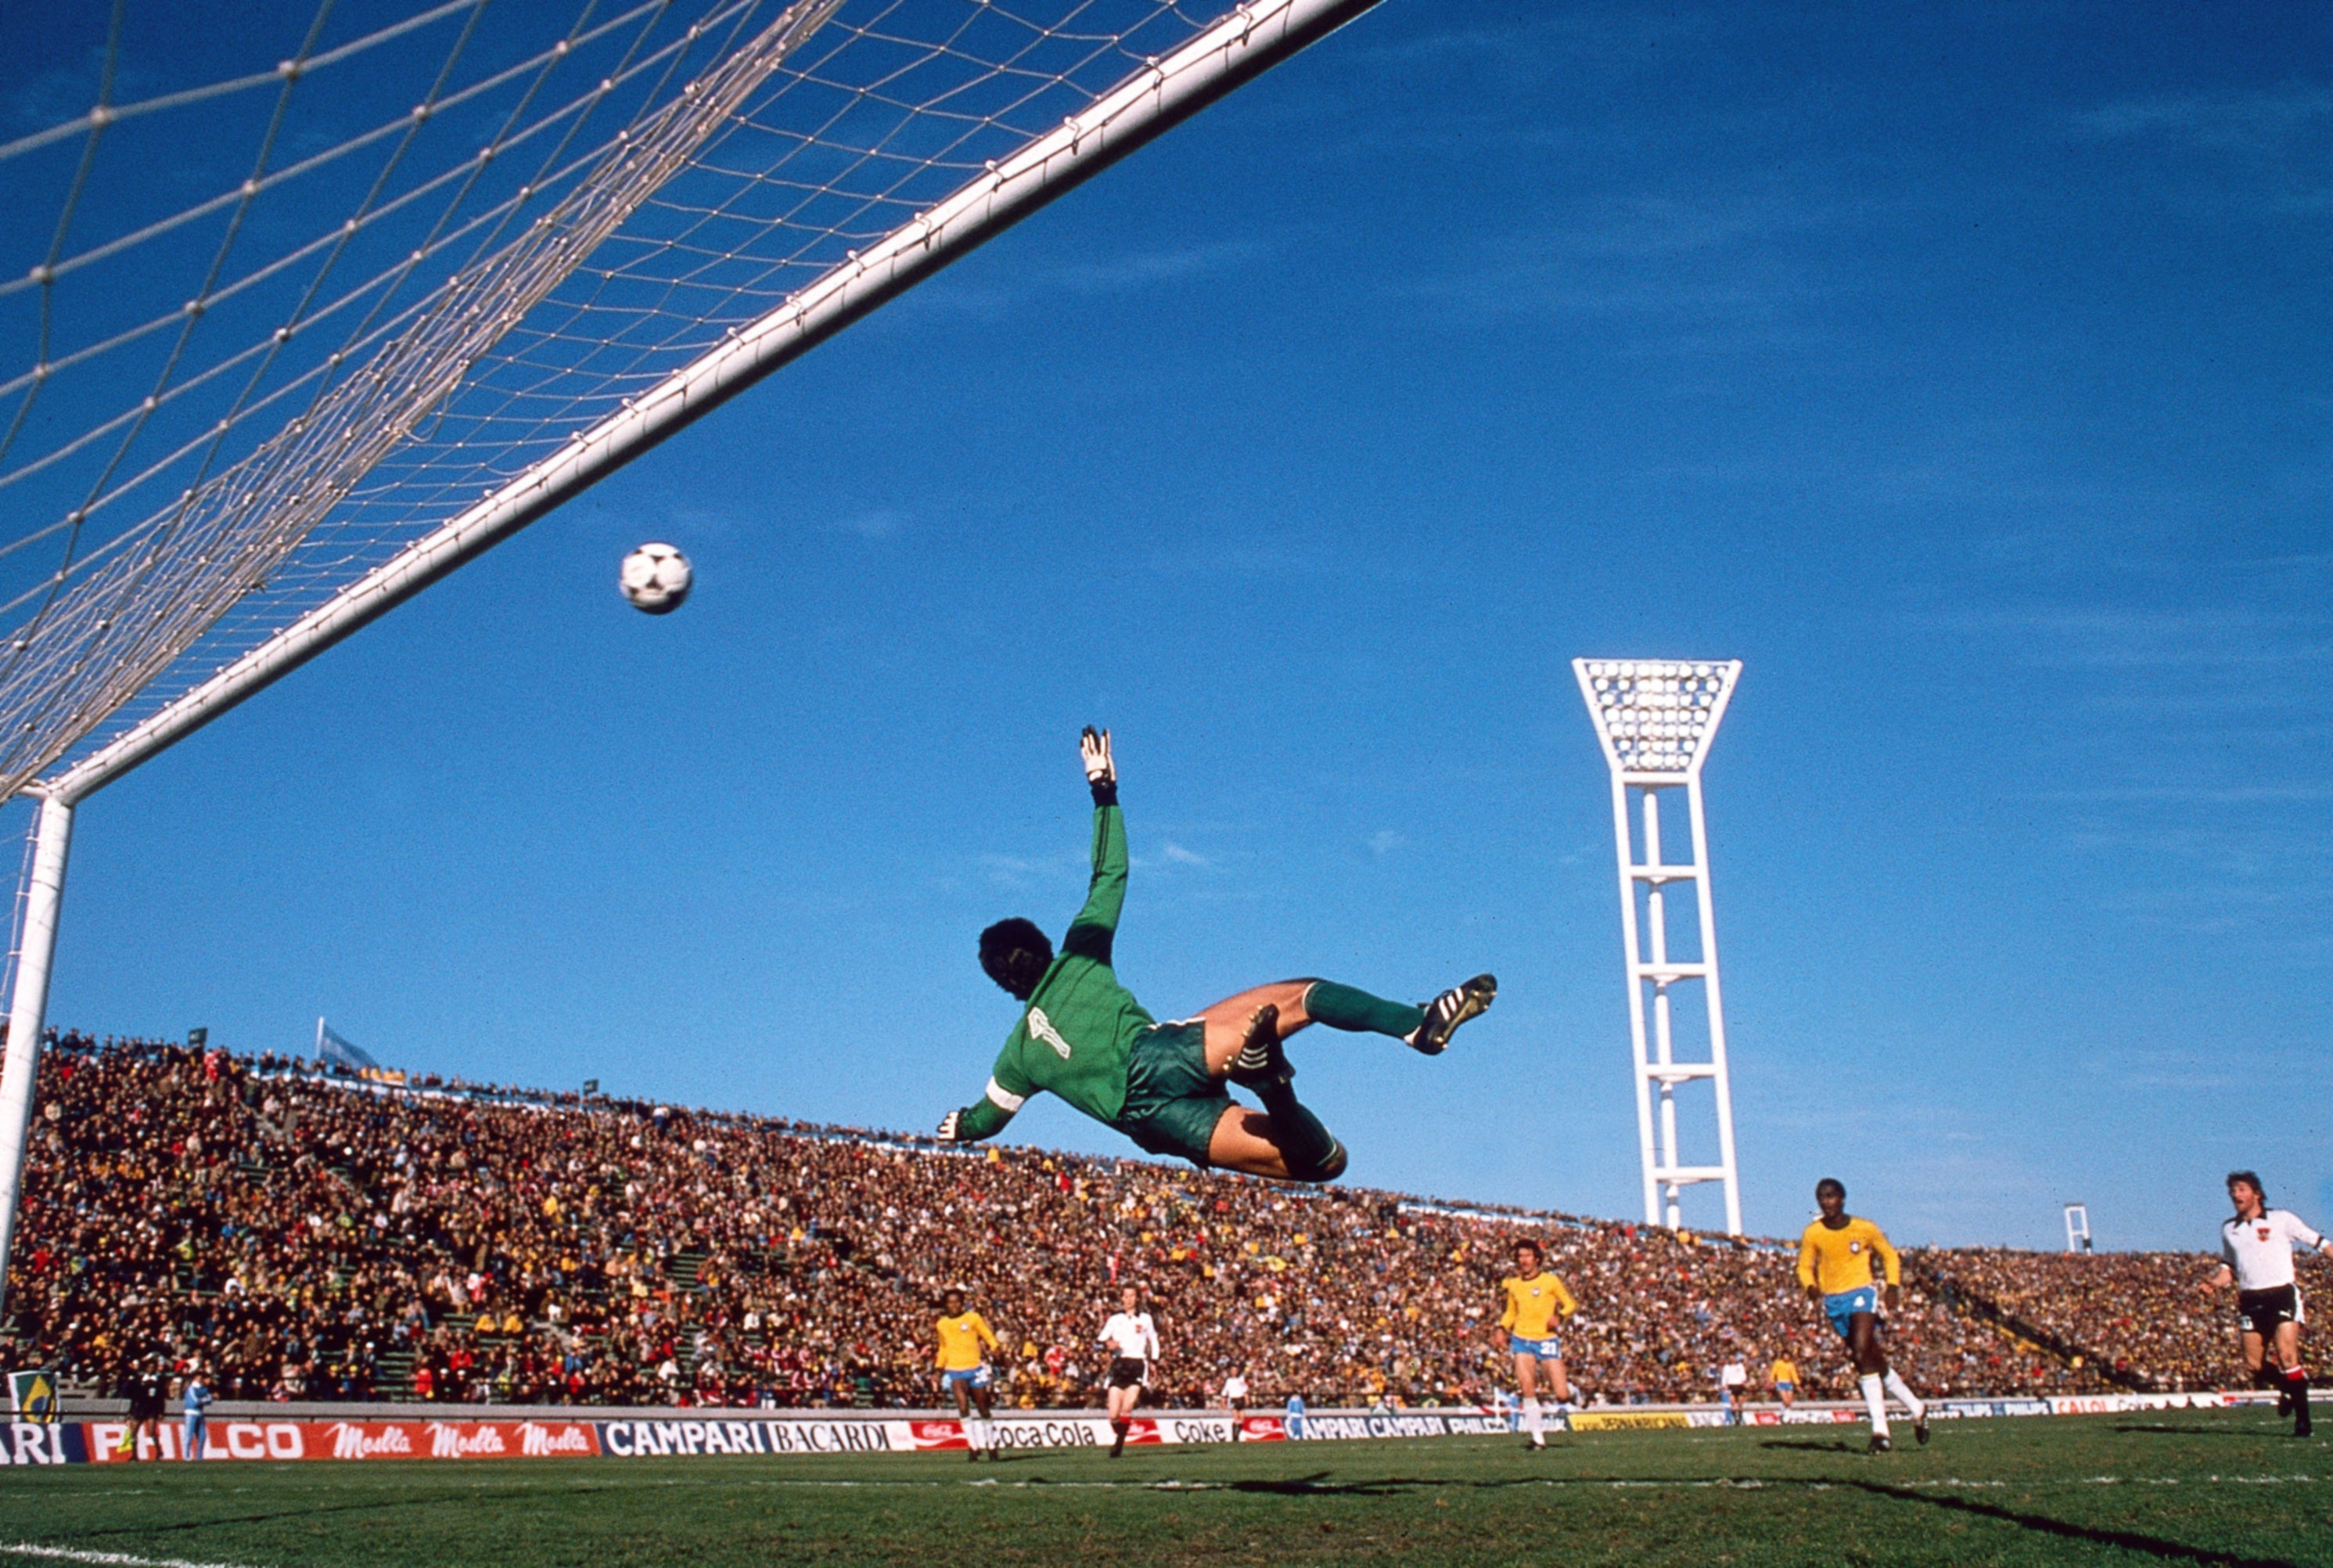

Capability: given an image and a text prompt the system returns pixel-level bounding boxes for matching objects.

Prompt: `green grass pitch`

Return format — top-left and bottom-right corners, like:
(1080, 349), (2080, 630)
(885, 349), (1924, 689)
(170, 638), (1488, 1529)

(2, 1411), (2328, 1566)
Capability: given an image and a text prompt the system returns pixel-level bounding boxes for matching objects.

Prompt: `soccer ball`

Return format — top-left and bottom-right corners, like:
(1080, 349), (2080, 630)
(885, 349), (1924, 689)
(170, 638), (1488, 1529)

(619, 542), (692, 615)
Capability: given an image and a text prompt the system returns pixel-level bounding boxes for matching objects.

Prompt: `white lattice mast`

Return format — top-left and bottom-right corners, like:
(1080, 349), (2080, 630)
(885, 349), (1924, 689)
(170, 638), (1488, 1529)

(2064, 1203), (2090, 1253)
(1574, 658), (1743, 1235)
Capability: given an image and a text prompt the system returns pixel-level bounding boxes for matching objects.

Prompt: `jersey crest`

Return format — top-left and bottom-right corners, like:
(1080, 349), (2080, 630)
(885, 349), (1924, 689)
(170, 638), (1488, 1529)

(1027, 1007), (1073, 1059)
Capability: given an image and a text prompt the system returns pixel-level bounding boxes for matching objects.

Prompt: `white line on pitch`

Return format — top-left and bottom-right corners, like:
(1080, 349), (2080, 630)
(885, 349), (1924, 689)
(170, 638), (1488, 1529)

(1, 1545), (268, 1568)
(128, 1469), (2328, 1500)
(537, 1474), (2322, 1492)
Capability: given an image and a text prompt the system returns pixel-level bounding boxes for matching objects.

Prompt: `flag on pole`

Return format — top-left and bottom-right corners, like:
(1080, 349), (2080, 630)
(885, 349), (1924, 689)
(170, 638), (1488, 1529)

(9, 1368), (59, 1423)
(315, 1020), (379, 1072)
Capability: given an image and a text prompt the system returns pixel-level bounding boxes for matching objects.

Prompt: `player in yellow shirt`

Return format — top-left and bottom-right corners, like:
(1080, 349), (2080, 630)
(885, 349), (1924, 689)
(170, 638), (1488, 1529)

(1769, 1357), (1799, 1409)
(1497, 1239), (1580, 1450)
(936, 1289), (1004, 1461)
(1796, 1178), (1928, 1451)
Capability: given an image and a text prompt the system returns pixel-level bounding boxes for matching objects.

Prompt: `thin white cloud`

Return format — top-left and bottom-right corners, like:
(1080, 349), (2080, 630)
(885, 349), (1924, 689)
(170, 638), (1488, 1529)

(5, 49), (135, 132)
(1048, 240), (1270, 295)
(832, 509), (902, 541)
(2073, 86), (2333, 151)
(2027, 786), (2333, 805)
(1403, 181), (1859, 342)
(875, 239), (1271, 325)
(1918, 604), (2331, 671)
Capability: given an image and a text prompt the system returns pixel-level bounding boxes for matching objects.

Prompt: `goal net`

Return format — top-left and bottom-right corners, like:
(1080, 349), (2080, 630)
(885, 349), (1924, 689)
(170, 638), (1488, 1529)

(0, 0), (1371, 807)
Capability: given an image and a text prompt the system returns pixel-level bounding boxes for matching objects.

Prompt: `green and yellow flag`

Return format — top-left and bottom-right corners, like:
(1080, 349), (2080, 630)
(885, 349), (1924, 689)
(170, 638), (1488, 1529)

(8, 1368), (59, 1423)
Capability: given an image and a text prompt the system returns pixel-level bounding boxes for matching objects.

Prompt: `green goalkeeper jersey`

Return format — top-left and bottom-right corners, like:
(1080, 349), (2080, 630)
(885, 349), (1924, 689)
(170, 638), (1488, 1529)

(957, 804), (1153, 1139)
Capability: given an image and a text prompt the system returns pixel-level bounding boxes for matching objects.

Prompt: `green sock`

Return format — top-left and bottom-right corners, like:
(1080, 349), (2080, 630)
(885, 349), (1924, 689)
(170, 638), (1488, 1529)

(1254, 1082), (1347, 1182)
(1303, 980), (1424, 1040)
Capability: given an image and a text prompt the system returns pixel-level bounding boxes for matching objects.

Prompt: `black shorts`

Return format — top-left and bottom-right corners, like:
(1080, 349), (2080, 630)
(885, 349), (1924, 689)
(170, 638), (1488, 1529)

(1107, 1358), (1149, 1390)
(2238, 1285), (2299, 1336)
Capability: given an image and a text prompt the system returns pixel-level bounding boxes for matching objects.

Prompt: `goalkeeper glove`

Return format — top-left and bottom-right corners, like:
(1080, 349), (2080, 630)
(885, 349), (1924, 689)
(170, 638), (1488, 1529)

(1080, 726), (1116, 806)
(937, 1109), (965, 1142)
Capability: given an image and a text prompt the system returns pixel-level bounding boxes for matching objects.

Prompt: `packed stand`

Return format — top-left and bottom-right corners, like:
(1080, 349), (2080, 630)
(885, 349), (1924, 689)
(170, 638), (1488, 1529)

(1909, 1248), (2235, 1393)
(0, 1033), (2275, 1411)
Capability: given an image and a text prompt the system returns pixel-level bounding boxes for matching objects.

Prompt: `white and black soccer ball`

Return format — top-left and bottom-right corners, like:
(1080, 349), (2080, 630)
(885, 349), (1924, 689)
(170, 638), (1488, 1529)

(619, 541), (692, 615)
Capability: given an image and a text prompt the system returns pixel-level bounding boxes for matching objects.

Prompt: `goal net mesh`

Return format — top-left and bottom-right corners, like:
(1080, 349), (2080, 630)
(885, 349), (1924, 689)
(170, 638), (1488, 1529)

(0, 0), (1232, 800)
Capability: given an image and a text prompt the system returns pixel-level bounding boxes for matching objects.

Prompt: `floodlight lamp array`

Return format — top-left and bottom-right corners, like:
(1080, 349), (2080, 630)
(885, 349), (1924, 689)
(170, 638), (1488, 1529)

(1579, 658), (1738, 776)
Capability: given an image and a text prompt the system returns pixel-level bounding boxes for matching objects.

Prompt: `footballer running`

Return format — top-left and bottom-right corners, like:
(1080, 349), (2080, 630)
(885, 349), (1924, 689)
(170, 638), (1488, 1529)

(1770, 1355), (1799, 1410)
(1498, 1239), (1579, 1450)
(935, 1289), (1004, 1461)
(1797, 1178), (1929, 1452)
(936, 728), (1497, 1181)
(2201, 1170), (2328, 1439)
(1098, 1286), (1161, 1458)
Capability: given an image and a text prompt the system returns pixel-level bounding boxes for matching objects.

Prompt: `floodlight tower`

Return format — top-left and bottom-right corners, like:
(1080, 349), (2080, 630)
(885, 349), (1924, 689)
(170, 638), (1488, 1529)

(2064, 1203), (2092, 1253)
(1573, 659), (1744, 1235)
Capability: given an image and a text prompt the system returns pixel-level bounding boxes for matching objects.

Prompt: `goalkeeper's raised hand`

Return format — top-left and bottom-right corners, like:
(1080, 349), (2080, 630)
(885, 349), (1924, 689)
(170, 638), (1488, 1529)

(937, 1109), (965, 1142)
(1080, 725), (1116, 806)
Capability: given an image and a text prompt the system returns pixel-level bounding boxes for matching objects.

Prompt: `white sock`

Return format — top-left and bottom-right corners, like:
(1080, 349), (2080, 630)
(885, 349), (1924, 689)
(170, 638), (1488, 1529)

(1883, 1370), (1925, 1421)
(1860, 1373), (1889, 1437)
(1523, 1397), (1544, 1442)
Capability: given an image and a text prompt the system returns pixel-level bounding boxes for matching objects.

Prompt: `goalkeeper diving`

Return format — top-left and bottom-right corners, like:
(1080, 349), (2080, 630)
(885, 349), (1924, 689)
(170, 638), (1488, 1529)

(936, 728), (1495, 1181)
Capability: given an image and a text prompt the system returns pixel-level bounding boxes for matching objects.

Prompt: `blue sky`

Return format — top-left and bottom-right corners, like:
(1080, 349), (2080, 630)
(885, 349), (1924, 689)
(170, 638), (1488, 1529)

(6, 0), (2328, 1249)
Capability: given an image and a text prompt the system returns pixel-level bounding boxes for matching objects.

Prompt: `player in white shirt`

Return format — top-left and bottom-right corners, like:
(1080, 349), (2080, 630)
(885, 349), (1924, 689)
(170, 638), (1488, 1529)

(1719, 1361), (1748, 1426)
(1219, 1368), (1249, 1440)
(2201, 1171), (2330, 1438)
(1097, 1286), (1161, 1458)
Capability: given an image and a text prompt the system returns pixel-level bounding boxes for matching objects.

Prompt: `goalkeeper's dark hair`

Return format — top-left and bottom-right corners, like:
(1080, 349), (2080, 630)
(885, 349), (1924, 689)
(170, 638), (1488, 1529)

(2227, 1171), (2266, 1202)
(980, 918), (1052, 1000)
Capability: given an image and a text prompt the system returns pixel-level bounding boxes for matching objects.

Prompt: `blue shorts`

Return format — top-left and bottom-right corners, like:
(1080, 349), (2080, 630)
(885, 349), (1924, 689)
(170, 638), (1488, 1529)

(942, 1365), (992, 1390)
(1509, 1332), (1562, 1361)
(1824, 1286), (1878, 1340)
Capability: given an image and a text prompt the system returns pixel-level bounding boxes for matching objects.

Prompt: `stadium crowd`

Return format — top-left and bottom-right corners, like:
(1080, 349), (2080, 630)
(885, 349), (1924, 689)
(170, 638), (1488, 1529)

(1910, 1248), (2234, 1394)
(0, 1034), (2293, 1412)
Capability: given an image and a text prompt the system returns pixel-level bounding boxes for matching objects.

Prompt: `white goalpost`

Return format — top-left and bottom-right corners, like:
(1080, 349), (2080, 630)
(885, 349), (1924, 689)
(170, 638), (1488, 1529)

(0, 0), (1382, 1320)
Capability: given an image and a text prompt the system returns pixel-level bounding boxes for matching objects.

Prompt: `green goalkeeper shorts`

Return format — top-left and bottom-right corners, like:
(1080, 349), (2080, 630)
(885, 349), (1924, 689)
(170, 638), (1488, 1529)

(1113, 1021), (1232, 1167)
